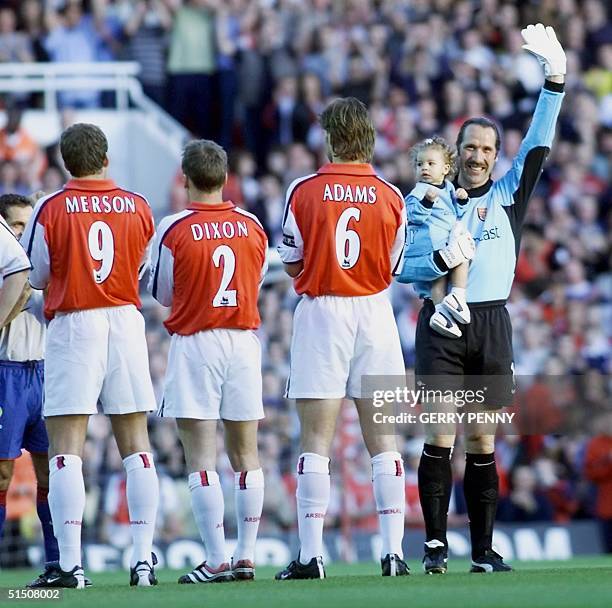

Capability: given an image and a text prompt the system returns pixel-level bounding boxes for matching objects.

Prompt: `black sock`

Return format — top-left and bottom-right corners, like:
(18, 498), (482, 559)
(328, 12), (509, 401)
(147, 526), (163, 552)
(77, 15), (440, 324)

(418, 444), (452, 547)
(464, 452), (498, 559)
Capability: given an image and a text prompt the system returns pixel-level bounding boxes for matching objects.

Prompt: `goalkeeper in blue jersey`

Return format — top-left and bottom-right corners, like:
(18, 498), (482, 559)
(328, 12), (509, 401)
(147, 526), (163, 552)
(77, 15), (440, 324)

(406, 24), (567, 574)
(398, 136), (474, 338)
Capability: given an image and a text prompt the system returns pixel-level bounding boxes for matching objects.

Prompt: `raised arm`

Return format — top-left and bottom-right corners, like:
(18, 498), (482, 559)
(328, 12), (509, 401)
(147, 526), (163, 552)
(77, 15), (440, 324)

(495, 25), (566, 229)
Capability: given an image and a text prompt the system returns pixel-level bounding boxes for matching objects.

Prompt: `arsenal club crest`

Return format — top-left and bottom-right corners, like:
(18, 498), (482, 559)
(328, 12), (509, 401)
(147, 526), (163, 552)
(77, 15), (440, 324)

(477, 207), (487, 221)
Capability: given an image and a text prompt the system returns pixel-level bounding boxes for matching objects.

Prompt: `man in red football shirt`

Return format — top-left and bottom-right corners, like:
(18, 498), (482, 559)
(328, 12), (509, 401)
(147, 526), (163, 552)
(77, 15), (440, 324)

(149, 140), (268, 584)
(276, 97), (408, 579)
(22, 124), (159, 588)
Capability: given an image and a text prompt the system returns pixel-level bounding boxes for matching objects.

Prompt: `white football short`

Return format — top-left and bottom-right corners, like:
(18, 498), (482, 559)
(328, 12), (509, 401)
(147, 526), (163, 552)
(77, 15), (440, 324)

(44, 305), (156, 416)
(159, 329), (264, 421)
(286, 292), (405, 399)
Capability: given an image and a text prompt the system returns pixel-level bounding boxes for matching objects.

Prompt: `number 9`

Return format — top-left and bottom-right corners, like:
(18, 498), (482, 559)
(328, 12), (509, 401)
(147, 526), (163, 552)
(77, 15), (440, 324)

(88, 221), (115, 284)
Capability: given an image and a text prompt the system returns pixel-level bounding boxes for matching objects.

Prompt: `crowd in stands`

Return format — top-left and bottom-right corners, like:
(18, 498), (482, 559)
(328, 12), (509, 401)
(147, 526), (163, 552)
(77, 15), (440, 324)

(0, 0), (611, 557)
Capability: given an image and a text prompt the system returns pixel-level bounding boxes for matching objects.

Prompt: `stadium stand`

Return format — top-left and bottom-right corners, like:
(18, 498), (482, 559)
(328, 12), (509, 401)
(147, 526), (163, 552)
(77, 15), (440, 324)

(0, 0), (610, 565)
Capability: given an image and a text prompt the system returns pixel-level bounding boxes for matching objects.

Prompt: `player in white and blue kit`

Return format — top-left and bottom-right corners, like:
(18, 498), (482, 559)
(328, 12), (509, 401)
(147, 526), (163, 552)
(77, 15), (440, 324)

(0, 194), (76, 588)
(398, 136), (475, 338)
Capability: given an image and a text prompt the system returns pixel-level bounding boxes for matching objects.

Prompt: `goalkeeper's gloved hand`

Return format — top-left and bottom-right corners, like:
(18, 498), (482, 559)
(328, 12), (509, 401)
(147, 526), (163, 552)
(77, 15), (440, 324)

(521, 23), (566, 77)
(438, 222), (475, 269)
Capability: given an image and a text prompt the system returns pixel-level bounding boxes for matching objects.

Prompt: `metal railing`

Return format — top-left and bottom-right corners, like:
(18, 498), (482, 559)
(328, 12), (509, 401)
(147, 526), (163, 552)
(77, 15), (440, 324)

(0, 61), (187, 147)
(0, 62), (290, 285)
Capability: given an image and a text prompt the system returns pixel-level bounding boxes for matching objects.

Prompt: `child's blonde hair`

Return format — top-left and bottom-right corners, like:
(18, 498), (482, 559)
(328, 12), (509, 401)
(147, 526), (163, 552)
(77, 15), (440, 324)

(410, 136), (458, 180)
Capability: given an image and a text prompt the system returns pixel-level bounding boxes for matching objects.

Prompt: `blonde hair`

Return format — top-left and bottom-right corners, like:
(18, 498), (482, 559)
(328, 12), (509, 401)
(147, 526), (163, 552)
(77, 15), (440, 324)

(410, 136), (457, 180)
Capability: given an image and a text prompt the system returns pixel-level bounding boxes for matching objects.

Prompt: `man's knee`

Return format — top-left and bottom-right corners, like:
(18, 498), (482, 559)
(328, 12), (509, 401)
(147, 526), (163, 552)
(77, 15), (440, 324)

(227, 449), (260, 472)
(223, 420), (259, 471)
(465, 434), (495, 454)
(177, 419), (217, 472)
(116, 435), (151, 458)
(297, 399), (341, 456)
(110, 413), (151, 458)
(364, 435), (399, 458)
(0, 460), (14, 491)
(425, 434), (457, 449)
(45, 415), (88, 457)
(300, 427), (336, 457)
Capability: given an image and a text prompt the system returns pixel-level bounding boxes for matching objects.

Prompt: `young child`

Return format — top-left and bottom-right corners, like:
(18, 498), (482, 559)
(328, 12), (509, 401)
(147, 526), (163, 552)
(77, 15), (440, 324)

(398, 136), (471, 338)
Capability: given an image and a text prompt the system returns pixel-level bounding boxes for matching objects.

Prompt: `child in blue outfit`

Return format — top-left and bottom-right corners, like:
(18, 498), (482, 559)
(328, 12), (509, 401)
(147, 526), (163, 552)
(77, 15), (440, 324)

(398, 137), (471, 338)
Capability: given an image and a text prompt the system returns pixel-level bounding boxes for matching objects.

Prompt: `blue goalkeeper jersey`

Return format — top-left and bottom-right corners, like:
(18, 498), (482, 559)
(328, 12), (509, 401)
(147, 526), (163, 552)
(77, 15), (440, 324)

(409, 81), (564, 303)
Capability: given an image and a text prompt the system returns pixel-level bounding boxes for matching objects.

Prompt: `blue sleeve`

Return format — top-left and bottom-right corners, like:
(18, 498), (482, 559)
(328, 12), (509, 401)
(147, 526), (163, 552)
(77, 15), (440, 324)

(405, 182), (435, 226)
(455, 200), (468, 219)
(495, 82), (564, 212)
(444, 181), (468, 219)
(453, 185), (470, 219)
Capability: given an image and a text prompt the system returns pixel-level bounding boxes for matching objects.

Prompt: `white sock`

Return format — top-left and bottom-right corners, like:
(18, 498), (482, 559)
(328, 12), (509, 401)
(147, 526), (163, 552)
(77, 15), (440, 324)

(188, 470), (226, 568)
(123, 452), (159, 567)
(48, 455), (85, 571)
(296, 453), (330, 563)
(234, 468), (264, 562)
(372, 451), (405, 558)
(451, 287), (466, 299)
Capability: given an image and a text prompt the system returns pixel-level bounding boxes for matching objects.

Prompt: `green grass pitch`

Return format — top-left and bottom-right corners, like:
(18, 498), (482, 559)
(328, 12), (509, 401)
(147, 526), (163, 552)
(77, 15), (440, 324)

(2, 557), (612, 608)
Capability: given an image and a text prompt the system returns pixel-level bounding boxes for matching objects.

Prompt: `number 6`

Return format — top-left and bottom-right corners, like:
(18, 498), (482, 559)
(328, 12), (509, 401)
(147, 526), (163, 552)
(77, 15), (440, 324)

(335, 207), (361, 269)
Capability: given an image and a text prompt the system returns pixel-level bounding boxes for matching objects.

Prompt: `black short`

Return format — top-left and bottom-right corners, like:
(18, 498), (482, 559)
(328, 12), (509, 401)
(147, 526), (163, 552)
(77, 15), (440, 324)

(415, 299), (514, 408)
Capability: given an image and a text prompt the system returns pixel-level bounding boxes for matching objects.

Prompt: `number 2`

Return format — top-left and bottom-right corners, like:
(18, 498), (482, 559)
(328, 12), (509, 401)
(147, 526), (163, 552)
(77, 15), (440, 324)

(88, 221), (114, 284)
(212, 245), (237, 307)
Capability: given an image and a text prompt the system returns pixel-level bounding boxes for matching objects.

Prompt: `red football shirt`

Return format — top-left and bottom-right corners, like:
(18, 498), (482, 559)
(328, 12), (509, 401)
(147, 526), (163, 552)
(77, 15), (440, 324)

(23, 179), (154, 319)
(150, 201), (268, 336)
(278, 163), (406, 297)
